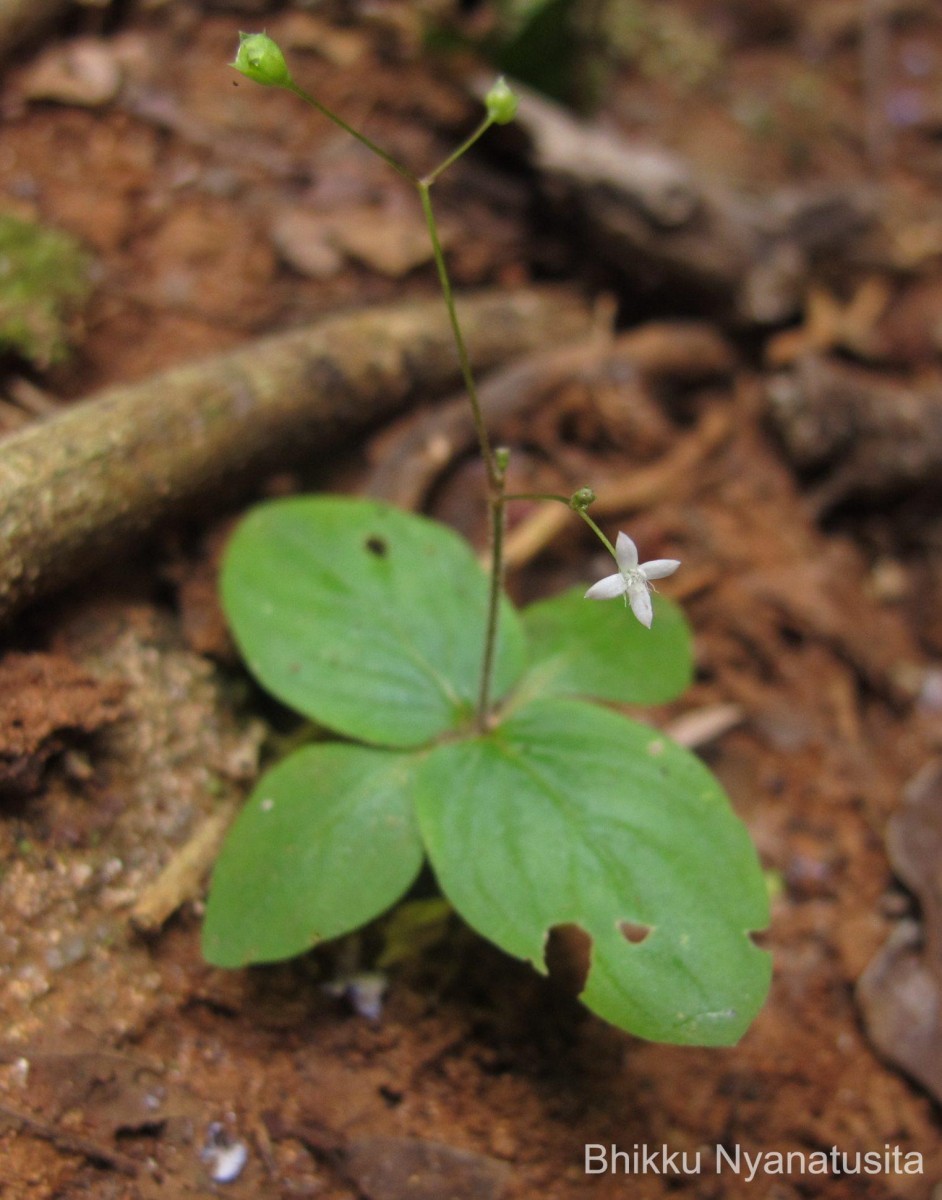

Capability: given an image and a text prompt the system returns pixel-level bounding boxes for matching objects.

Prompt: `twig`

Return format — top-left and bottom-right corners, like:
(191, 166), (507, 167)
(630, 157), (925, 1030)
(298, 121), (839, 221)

(504, 79), (882, 325)
(664, 704), (744, 749)
(0, 1099), (142, 1177)
(0, 288), (590, 626)
(502, 403), (733, 569)
(130, 798), (240, 933)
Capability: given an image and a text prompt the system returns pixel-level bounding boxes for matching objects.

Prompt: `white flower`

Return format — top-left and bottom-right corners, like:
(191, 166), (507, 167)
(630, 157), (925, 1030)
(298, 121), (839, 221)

(584, 531), (680, 628)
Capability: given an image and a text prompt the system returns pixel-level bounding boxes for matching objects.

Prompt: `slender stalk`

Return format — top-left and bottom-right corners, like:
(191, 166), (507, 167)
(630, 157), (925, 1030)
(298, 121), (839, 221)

(418, 175), (504, 722)
(416, 180), (506, 725)
(575, 508), (618, 560)
(476, 476), (507, 730)
(283, 75), (507, 726)
(422, 116), (494, 186)
(417, 182), (499, 489)
(504, 492), (571, 504)
(286, 82), (418, 184)
(506, 490), (621, 563)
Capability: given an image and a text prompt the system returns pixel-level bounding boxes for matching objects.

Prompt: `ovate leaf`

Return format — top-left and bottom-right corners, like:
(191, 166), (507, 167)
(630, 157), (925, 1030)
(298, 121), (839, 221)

(414, 698), (770, 1046)
(496, 0), (578, 103)
(221, 496), (525, 747)
(202, 743), (425, 967)
(521, 586), (693, 705)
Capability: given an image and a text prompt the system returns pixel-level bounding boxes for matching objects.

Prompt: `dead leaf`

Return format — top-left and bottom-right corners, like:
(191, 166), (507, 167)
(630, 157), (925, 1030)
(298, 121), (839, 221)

(858, 761), (942, 1104)
(21, 38), (122, 108)
(271, 209), (344, 281)
(328, 208), (450, 279)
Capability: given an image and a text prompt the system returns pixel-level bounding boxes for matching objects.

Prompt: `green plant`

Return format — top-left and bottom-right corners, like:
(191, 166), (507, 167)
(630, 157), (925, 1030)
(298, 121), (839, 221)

(0, 212), (92, 367)
(202, 34), (770, 1046)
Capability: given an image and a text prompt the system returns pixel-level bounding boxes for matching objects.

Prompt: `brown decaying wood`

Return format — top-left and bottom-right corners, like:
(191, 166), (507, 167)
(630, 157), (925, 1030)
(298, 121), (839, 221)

(368, 320), (734, 512)
(0, 288), (590, 626)
(508, 82), (882, 325)
(766, 352), (942, 512)
(0, 0), (69, 60)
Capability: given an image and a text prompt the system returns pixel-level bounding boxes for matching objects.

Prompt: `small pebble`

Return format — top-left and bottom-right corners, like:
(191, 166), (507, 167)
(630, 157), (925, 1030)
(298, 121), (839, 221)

(323, 970), (388, 1021)
(201, 1122), (248, 1184)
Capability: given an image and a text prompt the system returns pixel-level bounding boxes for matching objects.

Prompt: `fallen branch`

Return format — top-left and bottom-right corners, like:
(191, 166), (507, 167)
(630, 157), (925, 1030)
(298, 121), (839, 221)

(506, 81), (882, 325)
(766, 353), (942, 513)
(0, 288), (590, 626)
(0, 1100), (141, 1177)
(0, 0), (69, 61)
(367, 320), (733, 511)
(366, 332), (613, 510)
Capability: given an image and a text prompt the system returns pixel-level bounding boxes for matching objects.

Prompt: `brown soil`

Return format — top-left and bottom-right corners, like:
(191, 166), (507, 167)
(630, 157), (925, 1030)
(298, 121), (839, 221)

(2, 3), (942, 1198)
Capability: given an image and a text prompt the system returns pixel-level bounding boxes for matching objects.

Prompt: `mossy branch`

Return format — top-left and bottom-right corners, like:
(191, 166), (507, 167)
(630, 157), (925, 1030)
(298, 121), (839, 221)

(0, 287), (590, 626)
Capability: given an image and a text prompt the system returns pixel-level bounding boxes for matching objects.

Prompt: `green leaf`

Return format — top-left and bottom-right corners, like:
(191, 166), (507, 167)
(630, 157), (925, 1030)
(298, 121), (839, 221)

(413, 698), (770, 1046)
(520, 586), (693, 706)
(202, 743), (425, 968)
(496, 0), (578, 103)
(221, 496), (525, 747)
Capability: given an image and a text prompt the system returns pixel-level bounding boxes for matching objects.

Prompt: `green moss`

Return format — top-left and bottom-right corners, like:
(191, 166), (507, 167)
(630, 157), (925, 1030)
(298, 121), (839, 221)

(0, 213), (93, 368)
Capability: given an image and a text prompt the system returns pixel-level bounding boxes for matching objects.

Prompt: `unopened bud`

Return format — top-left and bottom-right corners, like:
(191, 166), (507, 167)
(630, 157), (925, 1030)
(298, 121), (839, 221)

(569, 487), (596, 511)
(231, 32), (293, 88)
(485, 76), (519, 125)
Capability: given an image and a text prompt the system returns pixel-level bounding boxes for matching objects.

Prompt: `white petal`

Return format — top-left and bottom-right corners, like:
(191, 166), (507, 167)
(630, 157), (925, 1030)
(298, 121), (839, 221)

(614, 531), (639, 572)
(627, 581), (653, 627)
(640, 558), (681, 581)
(585, 573), (627, 601)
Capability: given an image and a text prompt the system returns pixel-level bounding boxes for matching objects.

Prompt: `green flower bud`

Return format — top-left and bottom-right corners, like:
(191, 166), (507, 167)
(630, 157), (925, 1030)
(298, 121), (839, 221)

(485, 76), (519, 126)
(569, 487), (596, 511)
(231, 32), (293, 88)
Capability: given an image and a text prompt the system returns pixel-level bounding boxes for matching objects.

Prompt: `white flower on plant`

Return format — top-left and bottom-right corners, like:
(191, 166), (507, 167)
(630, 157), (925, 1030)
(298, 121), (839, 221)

(584, 531), (680, 628)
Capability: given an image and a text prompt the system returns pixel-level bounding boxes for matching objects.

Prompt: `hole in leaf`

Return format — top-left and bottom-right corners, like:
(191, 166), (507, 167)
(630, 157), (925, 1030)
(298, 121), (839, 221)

(619, 920), (652, 945)
(543, 923), (591, 996)
(365, 535), (388, 557)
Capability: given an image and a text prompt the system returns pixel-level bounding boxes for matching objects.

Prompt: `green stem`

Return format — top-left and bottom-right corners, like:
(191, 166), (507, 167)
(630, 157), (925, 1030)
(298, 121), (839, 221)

(504, 492), (571, 504)
(282, 80), (505, 726)
(422, 116), (495, 186)
(506, 492), (620, 563)
(286, 83), (418, 184)
(476, 473), (507, 731)
(416, 173), (508, 728)
(575, 508), (618, 560)
(417, 182), (499, 489)
(415, 183), (504, 724)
